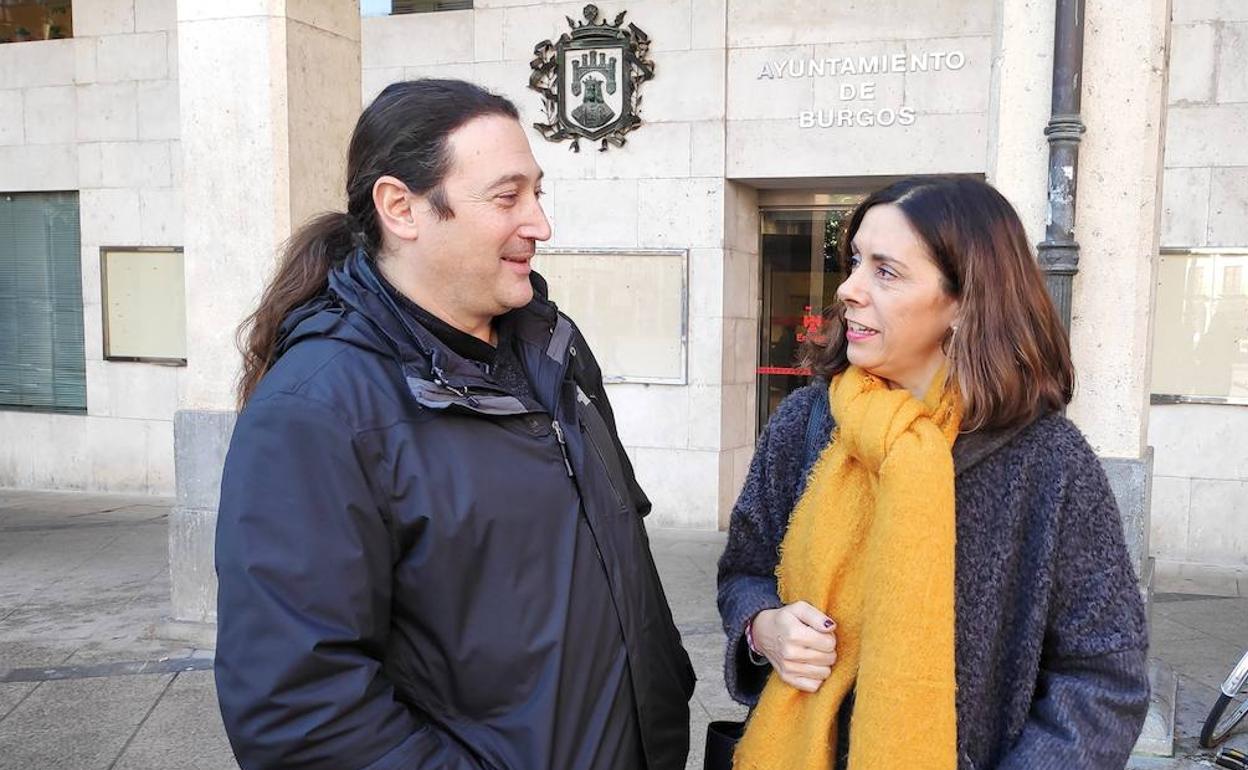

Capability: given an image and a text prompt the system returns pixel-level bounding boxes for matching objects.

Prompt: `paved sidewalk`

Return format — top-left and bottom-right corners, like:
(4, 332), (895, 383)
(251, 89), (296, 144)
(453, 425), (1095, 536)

(0, 490), (1245, 769)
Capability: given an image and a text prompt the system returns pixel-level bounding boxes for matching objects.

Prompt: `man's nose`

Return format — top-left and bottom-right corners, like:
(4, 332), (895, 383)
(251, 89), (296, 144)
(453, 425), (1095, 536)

(521, 197), (552, 242)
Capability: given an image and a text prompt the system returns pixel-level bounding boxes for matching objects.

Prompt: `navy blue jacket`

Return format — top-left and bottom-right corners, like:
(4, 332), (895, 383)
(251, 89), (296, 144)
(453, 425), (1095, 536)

(718, 384), (1149, 770)
(215, 250), (694, 769)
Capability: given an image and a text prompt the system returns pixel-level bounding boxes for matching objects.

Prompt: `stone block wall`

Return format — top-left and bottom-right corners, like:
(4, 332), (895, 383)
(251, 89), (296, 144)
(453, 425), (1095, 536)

(0, 0), (181, 494)
(1149, 0), (1248, 569)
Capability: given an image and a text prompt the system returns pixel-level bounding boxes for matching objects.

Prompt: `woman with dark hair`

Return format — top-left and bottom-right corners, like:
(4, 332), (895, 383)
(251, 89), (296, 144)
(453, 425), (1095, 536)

(215, 79), (694, 770)
(718, 176), (1149, 769)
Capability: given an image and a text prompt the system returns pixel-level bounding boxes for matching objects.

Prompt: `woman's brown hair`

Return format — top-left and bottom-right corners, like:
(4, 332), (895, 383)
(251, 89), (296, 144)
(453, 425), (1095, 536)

(801, 176), (1074, 431)
(235, 79), (519, 407)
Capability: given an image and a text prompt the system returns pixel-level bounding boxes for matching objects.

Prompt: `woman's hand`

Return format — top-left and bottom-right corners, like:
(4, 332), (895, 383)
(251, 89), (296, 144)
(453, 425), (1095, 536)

(750, 601), (838, 693)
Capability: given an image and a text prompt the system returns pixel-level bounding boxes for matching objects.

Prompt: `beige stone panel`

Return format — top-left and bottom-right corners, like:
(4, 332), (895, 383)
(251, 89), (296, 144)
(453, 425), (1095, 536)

(1217, 23), (1248, 104)
(1165, 105), (1248, 167)
(1149, 403), (1248, 481)
(687, 310), (725, 386)
(606, 384), (690, 449)
(1173, 0), (1248, 23)
(87, 415), (152, 492)
(474, 8), (506, 61)
(106, 362), (179, 421)
(362, 66), (404, 104)
(691, 0), (727, 50)
(146, 418), (176, 495)
(74, 0), (136, 36)
(22, 86), (76, 145)
(728, 316), (759, 386)
(138, 80), (181, 140)
(630, 445), (722, 528)
(0, 90), (22, 145)
(690, 120), (725, 177)
(500, 0), (691, 61)
(726, 113), (986, 179)
(902, 36), (992, 114)
(1065, 0), (1169, 458)
(85, 360), (110, 416)
(177, 1), (284, 23)
(362, 12), (472, 68)
(0, 143), (76, 190)
(724, 180), (758, 256)
(76, 82), (139, 141)
(80, 188), (142, 244)
(1160, 166), (1212, 247)
(1206, 167), (1248, 245)
(688, 247), (725, 320)
(1149, 474), (1191, 560)
(726, 443), (754, 528)
(91, 141), (173, 189)
(549, 178), (638, 247)
(139, 188), (184, 245)
(286, 19), (360, 224)
(74, 37), (97, 84)
(135, 0), (178, 33)
(727, 0), (993, 48)
(722, 247), (754, 320)
(688, 382), (724, 450)
(644, 49), (725, 123)
(166, 24), (179, 82)
(983, 0), (1051, 243)
(593, 121), (693, 179)
(727, 45), (815, 121)
(720, 381), (751, 449)
(1168, 23), (1216, 104)
(403, 62), (476, 82)
(48, 413), (93, 490)
(77, 142), (104, 187)
(178, 15), (285, 408)
(1187, 479), (1248, 566)
(80, 262), (104, 356)
(638, 177), (724, 249)
(4, 412), (55, 488)
(95, 33), (170, 82)
(525, 123), (598, 182)
(0, 39), (75, 89)
(476, 0), (543, 7)
(286, 0), (363, 40)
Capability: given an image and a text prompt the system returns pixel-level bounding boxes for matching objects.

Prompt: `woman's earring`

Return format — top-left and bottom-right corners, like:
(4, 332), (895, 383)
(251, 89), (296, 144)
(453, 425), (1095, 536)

(942, 324), (959, 356)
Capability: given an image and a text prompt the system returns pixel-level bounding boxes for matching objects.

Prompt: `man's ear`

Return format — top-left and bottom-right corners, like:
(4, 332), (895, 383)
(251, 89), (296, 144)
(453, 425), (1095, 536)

(373, 175), (421, 242)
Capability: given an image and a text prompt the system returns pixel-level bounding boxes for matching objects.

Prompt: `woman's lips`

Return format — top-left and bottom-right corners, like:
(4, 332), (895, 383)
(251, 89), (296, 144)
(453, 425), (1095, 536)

(845, 319), (878, 342)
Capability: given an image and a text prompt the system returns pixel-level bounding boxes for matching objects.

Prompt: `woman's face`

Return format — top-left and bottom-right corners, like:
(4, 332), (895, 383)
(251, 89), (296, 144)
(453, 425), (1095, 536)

(835, 203), (960, 398)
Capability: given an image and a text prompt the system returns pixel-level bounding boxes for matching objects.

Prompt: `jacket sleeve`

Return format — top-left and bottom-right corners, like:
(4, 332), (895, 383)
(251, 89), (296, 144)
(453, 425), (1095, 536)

(716, 416), (793, 706)
(214, 392), (482, 770)
(998, 484), (1151, 770)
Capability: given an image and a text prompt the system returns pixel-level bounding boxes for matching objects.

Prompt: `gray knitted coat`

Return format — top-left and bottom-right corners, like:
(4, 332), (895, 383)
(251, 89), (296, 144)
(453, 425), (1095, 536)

(717, 383), (1149, 770)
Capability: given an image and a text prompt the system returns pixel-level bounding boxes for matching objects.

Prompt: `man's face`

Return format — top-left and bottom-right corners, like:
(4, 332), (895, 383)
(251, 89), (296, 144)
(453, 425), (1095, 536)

(411, 115), (550, 325)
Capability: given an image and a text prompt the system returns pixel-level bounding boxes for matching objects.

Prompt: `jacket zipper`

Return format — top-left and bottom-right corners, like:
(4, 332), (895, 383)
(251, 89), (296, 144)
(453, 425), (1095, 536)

(551, 420), (574, 477)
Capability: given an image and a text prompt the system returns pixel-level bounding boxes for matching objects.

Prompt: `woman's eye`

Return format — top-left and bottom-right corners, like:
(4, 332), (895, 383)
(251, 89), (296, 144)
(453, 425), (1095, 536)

(848, 254), (861, 270)
(876, 266), (896, 280)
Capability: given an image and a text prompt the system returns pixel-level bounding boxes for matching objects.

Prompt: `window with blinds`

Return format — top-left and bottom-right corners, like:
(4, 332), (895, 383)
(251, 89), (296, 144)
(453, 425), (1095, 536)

(0, 191), (86, 412)
(361, 0), (472, 16)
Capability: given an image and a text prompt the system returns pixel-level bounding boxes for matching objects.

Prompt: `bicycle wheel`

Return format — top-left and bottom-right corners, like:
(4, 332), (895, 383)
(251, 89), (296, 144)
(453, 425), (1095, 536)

(1201, 648), (1248, 749)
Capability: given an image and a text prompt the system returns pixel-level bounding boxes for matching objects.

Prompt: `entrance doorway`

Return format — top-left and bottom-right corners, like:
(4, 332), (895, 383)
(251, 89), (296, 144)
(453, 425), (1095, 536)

(756, 194), (863, 434)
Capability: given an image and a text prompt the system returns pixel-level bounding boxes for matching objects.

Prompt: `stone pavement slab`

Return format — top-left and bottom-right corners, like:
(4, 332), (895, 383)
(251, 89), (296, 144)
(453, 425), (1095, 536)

(1, 489), (1246, 769)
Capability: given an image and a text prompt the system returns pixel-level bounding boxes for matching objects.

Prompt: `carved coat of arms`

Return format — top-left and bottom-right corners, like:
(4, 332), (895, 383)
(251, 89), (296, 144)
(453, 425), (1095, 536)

(529, 4), (655, 152)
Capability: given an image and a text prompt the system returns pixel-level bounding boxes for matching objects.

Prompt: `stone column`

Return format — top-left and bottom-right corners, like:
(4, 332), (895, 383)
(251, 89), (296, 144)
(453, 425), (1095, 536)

(1068, 0), (1170, 582)
(985, 0), (1054, 246)
(169, 0), (361, 634)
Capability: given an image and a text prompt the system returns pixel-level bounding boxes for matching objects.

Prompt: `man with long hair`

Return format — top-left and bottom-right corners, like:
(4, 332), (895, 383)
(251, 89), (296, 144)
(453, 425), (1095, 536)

(214, 79), (694, 770)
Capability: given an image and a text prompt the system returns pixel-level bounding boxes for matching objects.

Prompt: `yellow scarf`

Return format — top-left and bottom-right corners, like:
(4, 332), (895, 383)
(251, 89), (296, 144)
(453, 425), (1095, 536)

(734, 365), (962, 770)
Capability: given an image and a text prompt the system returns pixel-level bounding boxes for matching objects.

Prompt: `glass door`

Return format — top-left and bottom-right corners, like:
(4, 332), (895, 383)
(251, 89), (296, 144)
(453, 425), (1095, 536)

(756, 205), (856, 434)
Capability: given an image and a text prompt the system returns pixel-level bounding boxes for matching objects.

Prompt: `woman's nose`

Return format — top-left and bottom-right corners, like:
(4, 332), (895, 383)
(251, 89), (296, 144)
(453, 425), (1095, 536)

(837, 267), (865, 306)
